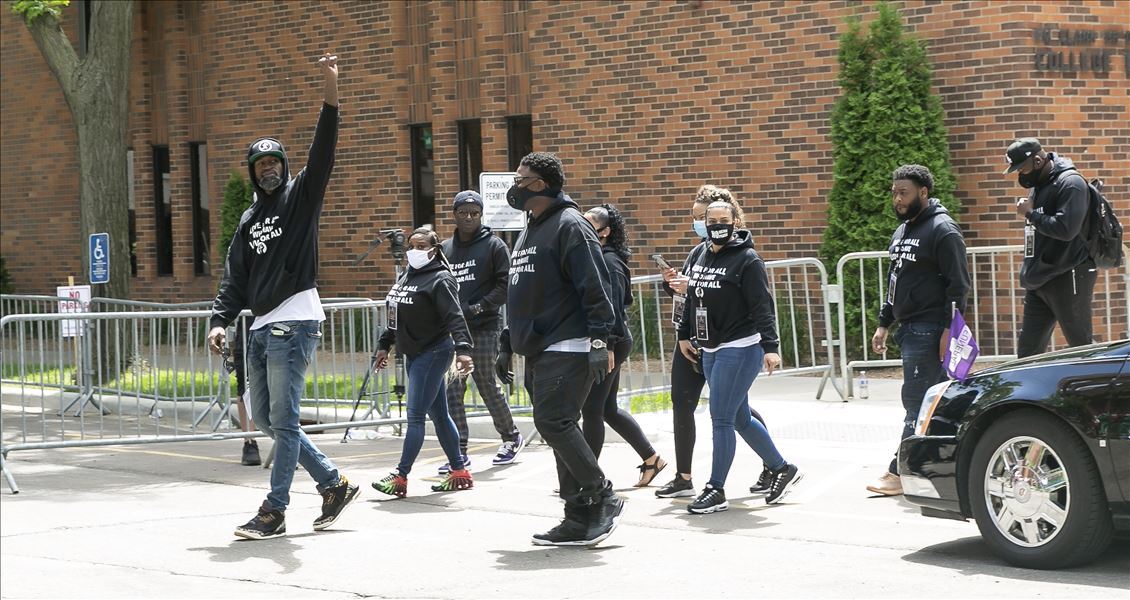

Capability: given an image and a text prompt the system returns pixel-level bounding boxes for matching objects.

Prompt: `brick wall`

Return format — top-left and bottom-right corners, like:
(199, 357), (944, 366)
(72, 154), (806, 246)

(2, 1), (1127, 338)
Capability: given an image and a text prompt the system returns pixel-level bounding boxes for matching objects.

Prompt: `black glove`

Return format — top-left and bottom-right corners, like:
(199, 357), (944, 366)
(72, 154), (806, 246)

(495, 351), (514, 385)
(588, 346), (609, 386)
(468, 303), (483, 316)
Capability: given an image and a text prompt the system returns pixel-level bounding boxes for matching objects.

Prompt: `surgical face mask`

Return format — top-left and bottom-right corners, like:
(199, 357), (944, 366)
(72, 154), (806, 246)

(707, 223), (734, 244)
(406, 248), (433, 270)
(258, 173), (282, 194)
(693, 220), (708, 239)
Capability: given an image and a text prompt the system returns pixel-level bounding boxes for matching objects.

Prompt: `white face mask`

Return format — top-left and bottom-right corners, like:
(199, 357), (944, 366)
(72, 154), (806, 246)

(406, 248), (433, 270)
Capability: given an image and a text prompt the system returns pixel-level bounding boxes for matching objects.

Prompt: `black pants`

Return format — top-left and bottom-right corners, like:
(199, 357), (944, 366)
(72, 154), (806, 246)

(525, 351), (608, 508)
(445, 327), (519, 454)
(1017, 265), (1097, 358)
(669, 346), (767, 476)
(581, 340), (655, 460)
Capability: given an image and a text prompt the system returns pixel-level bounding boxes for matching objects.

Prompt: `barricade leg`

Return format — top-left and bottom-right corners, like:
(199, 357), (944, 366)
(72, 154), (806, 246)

(2, 452), (19, 494)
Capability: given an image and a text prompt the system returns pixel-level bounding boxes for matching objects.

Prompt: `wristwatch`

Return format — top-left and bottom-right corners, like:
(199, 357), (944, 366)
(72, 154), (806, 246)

(590, 339), (607, 350)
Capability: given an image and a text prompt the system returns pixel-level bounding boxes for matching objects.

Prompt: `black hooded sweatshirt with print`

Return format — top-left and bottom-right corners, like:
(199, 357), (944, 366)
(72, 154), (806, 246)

(210, 104), (338, 330)
(1019, 153), (1092, 291)
(676, 230), (779, 353)
(505, 193), (615, 357)
(602, 246), (634, 348)
(878, 199), (971, 328)
(377, 257), (473, 356)
(441, 226), (510, 331)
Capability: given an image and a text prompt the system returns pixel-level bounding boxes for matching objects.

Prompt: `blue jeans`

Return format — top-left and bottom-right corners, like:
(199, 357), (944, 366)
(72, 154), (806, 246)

(890, 321), (946, 474)
(397, 337), (464, 475)
(247, 320), (340, 511)
(702, 343), (786, 489)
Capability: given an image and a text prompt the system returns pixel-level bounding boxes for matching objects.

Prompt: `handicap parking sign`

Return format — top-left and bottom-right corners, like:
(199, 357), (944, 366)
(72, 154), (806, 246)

(90, 233), (109, 285)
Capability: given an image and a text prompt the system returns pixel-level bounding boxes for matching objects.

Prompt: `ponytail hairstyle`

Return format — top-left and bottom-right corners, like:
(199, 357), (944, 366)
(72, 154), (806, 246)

(410, 226), (453, 271)
(694, 184), (733, 207)
(584, 203), (632, 262)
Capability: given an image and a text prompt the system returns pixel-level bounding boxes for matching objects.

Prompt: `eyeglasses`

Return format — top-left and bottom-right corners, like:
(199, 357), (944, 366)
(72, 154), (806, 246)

(455, 210), (481, 219)
(513, 175), (542, 185)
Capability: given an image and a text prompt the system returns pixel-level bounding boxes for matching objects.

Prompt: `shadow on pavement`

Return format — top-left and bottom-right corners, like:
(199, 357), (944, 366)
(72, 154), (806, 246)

(902, 537), (1130, 586)
(489, 544), (623, 571)
(186, 531), (345, 575)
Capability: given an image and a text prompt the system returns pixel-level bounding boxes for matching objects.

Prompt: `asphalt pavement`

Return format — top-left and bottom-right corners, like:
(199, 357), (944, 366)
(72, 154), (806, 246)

(2, 375), (1127, 599)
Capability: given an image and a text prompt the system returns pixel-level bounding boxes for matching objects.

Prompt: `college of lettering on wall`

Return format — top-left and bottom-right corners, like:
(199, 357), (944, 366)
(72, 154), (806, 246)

(1033, 26), (1130, 76)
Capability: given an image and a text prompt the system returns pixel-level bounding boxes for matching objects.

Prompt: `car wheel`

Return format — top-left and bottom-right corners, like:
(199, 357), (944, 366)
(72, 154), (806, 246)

(968, 409), (1112, 569)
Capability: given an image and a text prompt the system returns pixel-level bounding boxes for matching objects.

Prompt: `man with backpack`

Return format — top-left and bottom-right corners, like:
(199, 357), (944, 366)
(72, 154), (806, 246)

(1005, 137), (1105, 357)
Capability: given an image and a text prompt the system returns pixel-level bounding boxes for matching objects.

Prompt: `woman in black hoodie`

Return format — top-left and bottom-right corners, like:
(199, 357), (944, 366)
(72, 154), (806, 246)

(581, 204), (667, 487)
(676, 200), (802, 514)
(371, 228), (475, 498)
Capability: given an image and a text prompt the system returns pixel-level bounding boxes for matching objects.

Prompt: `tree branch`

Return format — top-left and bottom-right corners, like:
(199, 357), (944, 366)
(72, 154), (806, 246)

(24, 11), (80, 112)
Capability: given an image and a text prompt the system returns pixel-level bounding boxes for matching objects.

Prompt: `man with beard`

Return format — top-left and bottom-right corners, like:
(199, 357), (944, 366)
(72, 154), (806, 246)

(440, 190), (523, 471)
(867, 164), (970, 497)
(496, 152), (622, 546)
(208, 52), (359, 539)
(1004, 137), (1097, 358)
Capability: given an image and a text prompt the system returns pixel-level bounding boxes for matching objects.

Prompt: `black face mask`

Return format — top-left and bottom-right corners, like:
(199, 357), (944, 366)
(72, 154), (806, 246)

(707, 223), (734, 244)
(506, 184), (558, 210)
(1017, 170), (1040, 189)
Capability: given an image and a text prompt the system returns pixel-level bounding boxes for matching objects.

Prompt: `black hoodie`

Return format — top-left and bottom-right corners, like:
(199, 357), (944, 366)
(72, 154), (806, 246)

(676, 230), (779, 353)
(506, 193), (615, 356)
(1020, 153), (1093, 291)
(377, 257), (473, 356)
(602, 246), (634, 348)
(878, 199), (971, 328)
(441, 226), (510, 330)
(210, 104), (339, 330)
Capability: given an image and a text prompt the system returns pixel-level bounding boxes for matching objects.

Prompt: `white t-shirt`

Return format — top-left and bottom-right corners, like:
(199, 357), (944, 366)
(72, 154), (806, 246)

(250, 288), (326, 330)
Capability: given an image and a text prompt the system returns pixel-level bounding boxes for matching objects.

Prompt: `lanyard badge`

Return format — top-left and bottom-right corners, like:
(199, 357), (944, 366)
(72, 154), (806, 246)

(672, 294), (686, 326)
(1024, 224), (1035, 258)
(388, 300), (398, 330)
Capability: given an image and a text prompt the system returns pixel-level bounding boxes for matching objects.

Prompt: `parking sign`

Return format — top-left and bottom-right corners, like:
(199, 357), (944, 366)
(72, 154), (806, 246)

(90, 233), (109, 285)
(478, 172), (526, 231)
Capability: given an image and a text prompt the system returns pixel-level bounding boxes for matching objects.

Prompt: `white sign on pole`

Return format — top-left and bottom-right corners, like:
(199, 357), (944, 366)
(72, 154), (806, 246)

(56, 284), (91, 338)
(478, 172), (526, 231)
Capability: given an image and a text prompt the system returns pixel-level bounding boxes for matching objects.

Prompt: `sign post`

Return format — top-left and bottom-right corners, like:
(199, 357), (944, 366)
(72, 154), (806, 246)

(478, 172), (526, 231)
(89, 233), (110, 285)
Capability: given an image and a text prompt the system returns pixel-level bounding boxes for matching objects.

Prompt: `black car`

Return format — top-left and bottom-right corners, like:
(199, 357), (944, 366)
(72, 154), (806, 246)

(899, 339), (1130, 569)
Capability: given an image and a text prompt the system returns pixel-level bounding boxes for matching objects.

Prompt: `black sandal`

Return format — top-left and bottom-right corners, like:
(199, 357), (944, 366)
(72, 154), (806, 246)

(634, 456), (668, 487)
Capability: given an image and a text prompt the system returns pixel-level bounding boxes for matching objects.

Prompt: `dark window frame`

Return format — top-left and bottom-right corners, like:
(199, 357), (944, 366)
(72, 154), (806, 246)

(152, 145), (173, 276)
(189, 142), (210, 276)
(506, 115), (533, 171)
(409, 123), (435, 228)
(457, 118), (483, 192)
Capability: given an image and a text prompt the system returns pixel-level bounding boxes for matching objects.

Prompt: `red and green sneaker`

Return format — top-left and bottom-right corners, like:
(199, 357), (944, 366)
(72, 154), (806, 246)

(431, 468), (473, 492)
(372, 472), (408, 498)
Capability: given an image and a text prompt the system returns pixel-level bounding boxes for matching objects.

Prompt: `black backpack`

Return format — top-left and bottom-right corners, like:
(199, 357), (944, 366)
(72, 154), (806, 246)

(1073, 175), (1124, 269)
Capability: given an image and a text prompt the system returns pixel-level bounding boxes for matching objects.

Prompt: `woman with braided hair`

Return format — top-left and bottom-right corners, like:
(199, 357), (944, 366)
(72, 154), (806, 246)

(581, 204), (667, 487)
(372, 227), (476, 497)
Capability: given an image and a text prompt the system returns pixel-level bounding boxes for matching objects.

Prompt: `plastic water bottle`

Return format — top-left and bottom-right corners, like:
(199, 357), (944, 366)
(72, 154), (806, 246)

(858, 371), (870, 400)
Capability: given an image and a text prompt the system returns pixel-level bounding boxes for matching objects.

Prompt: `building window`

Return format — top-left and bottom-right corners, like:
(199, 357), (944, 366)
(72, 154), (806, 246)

(409, 124), (435, 228)
(189, 143), (210, 276)
(457, 119), (483, 192)
(152, 145), (173, 276)
(507, 115), (533, 171)
(127, 149), (137, 276)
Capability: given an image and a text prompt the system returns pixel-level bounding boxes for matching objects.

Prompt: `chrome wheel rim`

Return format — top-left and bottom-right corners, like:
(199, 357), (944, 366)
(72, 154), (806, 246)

(983, 435), (1069, 548)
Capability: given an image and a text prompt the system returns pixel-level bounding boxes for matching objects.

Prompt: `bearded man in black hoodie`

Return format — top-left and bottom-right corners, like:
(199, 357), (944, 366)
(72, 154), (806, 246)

(496, 152), (622, 547)
(207, 53), (359, 540)
(868, 164), (971, 497)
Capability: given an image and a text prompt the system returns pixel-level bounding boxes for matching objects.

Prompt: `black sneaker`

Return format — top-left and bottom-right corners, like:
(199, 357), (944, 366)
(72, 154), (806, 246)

(583, 490), (625, 546)
(688, 484), (728, 514)
(313, 476), (360, 531)
(531, 518), (590, 546)
(765, 463), (803, 505)
(749, 466), (772, 495)
(234, 503), (286, 540)
(241, 440), (261, 466)
(655, 476), (695, 498)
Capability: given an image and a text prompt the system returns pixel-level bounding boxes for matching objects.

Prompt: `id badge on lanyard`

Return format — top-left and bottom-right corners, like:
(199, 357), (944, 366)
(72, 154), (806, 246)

(388, 300), (399, 330)
(887, 272), (897, 306)
(1024, 224), (1035, 258)
(694, 286), (708, 340)
(672, 294), (686, 326)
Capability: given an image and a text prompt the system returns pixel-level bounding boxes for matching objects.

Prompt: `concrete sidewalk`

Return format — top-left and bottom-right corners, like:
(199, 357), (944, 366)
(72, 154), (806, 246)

(2, 375), (1127, 599)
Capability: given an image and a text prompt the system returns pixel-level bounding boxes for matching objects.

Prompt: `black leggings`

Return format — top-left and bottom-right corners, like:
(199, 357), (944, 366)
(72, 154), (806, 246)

(582, 341), (655, 460)
(670, 346), (768, 475)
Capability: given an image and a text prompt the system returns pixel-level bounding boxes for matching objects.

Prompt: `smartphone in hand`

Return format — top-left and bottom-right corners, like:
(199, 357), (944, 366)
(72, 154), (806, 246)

(651, 253), (673, 270)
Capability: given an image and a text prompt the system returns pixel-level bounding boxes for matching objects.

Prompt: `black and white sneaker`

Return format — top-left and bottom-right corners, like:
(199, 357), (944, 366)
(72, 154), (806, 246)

(313, 475), (360, 531)
(583, 491), (625, 547)
(765, 463), (803, 505)
(749, 466), (773, 495)
(241, 440), (262, 466)
(234, 503), (286, 540)
(687, 484), (728, 514)
(655, 476), (695, 498)
(531, 518), (590, 546)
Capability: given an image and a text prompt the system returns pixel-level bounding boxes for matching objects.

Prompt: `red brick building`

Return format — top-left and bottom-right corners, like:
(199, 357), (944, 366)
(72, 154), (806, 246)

(2, 1), (1128, 310)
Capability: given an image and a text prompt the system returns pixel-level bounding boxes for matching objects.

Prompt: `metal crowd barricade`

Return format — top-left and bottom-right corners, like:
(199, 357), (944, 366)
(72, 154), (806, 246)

(835, 244), (1130, 399)
(619, 257), (842, 403)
